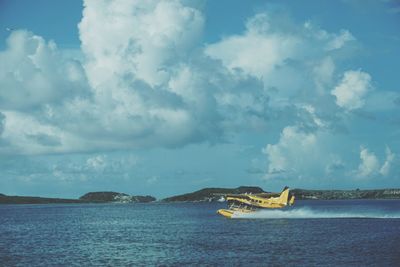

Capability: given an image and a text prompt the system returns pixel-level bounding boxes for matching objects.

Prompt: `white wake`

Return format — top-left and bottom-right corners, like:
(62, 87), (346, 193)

(232, 207), (400, 219)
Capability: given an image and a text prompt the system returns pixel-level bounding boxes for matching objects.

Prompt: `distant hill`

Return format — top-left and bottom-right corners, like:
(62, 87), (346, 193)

(162, 186), (265, 202)
(2, 187), (400, 204)
(0, 194), (81, 204)
(162, 187), (400, 202)
(291, 188), (400, 200)
(79, 192), (156, 203)
(0, 192), (156, 204)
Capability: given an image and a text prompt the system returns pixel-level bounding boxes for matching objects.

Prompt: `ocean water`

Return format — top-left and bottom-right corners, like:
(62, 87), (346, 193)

(1, 200), (400, 266)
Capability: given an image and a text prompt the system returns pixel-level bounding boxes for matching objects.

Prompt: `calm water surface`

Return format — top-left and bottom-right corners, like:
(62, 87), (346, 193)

(1, 200), (400, 266)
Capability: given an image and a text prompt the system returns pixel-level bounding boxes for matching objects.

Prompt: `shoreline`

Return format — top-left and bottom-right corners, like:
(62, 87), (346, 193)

(2, 187), (400, 204)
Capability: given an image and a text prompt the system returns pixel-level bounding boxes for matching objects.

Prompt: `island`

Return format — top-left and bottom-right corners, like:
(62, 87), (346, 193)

(0, 191), (156, 204)
(79, 192), (156, 203)
(0, 194), (82, 204)
(162, 186), (265, 202)
(291, 188), (400, 200)
(162, 187), (400, 202)
(1, 187), (400, 204)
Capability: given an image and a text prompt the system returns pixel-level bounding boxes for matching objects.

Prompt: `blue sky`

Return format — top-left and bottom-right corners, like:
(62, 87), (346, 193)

(0, 0), (399, 198)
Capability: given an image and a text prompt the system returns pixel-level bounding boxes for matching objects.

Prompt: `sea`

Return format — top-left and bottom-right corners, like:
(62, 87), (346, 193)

(1, 200), (399, 266)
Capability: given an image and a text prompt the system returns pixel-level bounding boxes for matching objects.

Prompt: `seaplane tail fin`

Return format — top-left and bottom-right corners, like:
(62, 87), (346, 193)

(289, 195), (295, 206)
(277, 186), (290, 205)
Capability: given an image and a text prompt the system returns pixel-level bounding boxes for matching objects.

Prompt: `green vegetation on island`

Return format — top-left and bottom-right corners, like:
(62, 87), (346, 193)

(1, 187), (400, 204)
(162, 187), (400, 202)
(162, 186), (265, 202)
(0, 194), (81, 204)
(0, 192), (156, 204)
(79, 192), (156, 203)
(291, 188), (400, 200)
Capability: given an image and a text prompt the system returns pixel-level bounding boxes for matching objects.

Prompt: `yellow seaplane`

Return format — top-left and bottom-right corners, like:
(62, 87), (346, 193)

(217, 186), (295, 218)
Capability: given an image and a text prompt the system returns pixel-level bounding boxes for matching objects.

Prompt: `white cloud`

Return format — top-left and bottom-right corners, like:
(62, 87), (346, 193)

(1, 0), (399, 195)
(0, 1), (211, 154)
(205, 14), (357, 113)
(331, 70), (372, 110)
(86, 155), (107, 172)
(352, 146), (397, 178)
(300, 104), (326, 128)
(326, 30), (355, 51)
(205, 13), (299, 79)
(356, 147), (380, 177)
(380, 147), (395, 176)
(0, 2), (365, 157)
(1, 111), (86, 155)
(262, 122), (398, 182)
(303, 22), (355, 50)
(72, 0), (220, 148)
(0, 31), (88, 111)
(79, 0), (204, 88)
(262, 126), (317, 177)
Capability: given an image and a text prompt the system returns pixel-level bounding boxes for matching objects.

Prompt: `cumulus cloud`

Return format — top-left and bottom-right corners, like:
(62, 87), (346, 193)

(262, 125), (317, 178)
(260, 101), (358, 182)
(0, 30), (89, 111)
(205, 13), (358, 113)
(0, 0), (374, 158)
(205, 13), (299, 79)
(355, 146), (395, 178)
(303, 21), (355, 51)
(75, 0), (213, 147)
(331, 70), (372, 110)
(325, 30), (355, 51)
(0, 0), (215, 154)
(262, 128), (396, 182)
(1, 111), (86, 155)
(79, 0), (204, 88)
(380, 147), (395, 176)
(356, 147), (380, 177)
